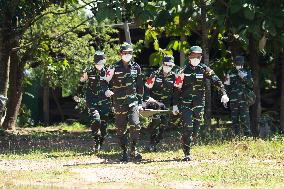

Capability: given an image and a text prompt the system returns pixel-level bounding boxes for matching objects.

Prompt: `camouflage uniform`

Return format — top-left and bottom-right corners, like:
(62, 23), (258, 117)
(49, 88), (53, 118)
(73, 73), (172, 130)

(105, 43), (144, 161)
(144, 56), (177, 150)
(225, 56), (253, 136)
(174, 46), (227, 160)
(85, 66), (111, 151)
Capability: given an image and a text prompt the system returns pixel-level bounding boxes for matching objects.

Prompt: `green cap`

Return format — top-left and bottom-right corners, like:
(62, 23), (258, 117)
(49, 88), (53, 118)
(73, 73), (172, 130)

(162, 55), (175, 66)
(94, 51), (106, 64)
(234, 56), (245, 65)
(120, 42), (133, 52)
(190, 46), (202, 54)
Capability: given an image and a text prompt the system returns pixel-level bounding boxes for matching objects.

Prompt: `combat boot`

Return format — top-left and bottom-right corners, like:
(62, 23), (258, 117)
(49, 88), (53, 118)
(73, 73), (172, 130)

(120, 149), (129, 162)
(130, 142), (142, 161)
(182, 145), (191, 161)
(148, 144), (157, 152)
(92, 135), (101, 153)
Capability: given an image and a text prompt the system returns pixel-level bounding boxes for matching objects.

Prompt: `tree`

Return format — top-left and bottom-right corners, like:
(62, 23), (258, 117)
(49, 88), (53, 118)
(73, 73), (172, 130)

(0, 0), (81, 129)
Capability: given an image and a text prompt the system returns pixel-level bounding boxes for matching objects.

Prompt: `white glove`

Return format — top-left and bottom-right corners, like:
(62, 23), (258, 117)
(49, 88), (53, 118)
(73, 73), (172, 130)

(172, 105), (179, 115)
(146, 97), (157, 103)
(73, 96), (80, 103)
(142, 101), (147, 108)
(221, 94), (229, 107)
(138, 105), (144, 111)
(238, 70), (247, 79)
(105, 90), (114, 98)
(129, 101), (138, 108)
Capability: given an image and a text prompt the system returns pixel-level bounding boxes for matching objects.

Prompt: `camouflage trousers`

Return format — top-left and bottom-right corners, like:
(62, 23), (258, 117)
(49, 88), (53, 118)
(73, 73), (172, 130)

(88, 104), (110, 146)
(180, 104), (204, 156)
(114, 104), (141, 152)
(230, 99), (251, 136)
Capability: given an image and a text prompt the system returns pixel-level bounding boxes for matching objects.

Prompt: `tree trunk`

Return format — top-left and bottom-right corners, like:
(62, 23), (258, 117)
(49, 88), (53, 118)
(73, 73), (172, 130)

(249, 34), (261, 136)
(123, 21), (131, 44)
(52, 90), (64, 122)
(0, 21), (12, 126)
(180, 32), (186, 67)
(2, 43), (24, 130)
(200, 0), (212, 132)
(280, 47), (284, 133)
(43, 82), (50, 125)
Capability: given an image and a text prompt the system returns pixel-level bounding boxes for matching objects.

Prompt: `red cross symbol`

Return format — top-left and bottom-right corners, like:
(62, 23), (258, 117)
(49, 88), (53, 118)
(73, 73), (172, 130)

(175, 76), (183, 85)
(106, 70), (111, 77)
(146, 77), (154, 85)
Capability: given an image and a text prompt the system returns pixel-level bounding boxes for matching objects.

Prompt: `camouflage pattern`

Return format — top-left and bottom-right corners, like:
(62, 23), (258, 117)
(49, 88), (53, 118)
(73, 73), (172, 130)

(85, 67), (111, 149)
(144, 68), (176, 148)
(174, 61), (227, 157)
(105, 59), (144, 158)
(225, 67), (253, 136)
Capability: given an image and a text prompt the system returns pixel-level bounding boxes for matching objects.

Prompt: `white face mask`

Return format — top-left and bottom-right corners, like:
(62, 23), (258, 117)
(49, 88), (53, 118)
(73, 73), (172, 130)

(163, 66), (172, 74)
(95, 64), (104, 71)
(122, 54), (132, 62)
(190, 58), (201, 67)
(236, 66), (242, 70)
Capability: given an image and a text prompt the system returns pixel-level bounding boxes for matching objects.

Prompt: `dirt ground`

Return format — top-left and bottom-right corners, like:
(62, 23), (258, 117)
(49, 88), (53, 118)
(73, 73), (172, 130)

(0, 128), (213, 189)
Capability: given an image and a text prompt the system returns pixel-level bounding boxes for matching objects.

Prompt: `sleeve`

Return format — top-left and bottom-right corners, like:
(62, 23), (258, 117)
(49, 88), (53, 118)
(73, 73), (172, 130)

(136, 66), (144, 105)
(144, 73), (156, 101)
(173, 73), (184, 106)
(203, 65), (227, 95)
(241, 70), (254, 90)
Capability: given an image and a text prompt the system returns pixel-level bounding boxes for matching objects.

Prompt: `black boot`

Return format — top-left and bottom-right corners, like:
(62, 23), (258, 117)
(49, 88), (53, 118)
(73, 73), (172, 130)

(182, 145), (191, 161)
(119, 136), (129, 162)
(92, 135), (101, 153)
(120, 149), (128, 162)
(130, 142), (142, 161)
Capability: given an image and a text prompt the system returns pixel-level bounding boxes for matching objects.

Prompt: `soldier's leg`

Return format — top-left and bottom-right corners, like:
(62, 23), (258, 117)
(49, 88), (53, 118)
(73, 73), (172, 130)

(115, 110), (129, 161)
(98, 105), (110, 147)
(230, 100), (240, 136)
(99, 113), (109, 147)
(192, 105), (204, 140)
(89, 108), (102, 152)
(128, 105), (142, 161)
(180, 107), (193, 161)
(239, 101), (251, 136)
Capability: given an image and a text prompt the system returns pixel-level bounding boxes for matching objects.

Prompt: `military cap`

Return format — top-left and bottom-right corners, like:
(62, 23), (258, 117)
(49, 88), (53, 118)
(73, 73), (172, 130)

(120, 42), (133, 52)
(162, 55), (175, 66)
(94, 51), (106, 65)
(190, 46), (203, 54)
(234, 56), (245, 65)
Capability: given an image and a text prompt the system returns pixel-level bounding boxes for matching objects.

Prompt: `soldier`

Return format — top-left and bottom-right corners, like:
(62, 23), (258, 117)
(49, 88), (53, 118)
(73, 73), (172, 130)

(80, 51), (113, 153)
(105, 42), (144, 162)
(224, 55), (253, 136)
(144, 55), (176, 152)
(173, 46), (229, 161)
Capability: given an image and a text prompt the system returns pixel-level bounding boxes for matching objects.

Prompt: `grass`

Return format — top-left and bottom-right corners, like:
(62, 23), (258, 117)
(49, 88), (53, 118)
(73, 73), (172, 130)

(0, 126), (284, 188)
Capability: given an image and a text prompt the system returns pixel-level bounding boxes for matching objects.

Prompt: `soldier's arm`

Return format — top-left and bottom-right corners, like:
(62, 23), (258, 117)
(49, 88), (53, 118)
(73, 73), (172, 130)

(136, 67), (144, 105)
(203, 65), (227, 95)
(144, 72), (156, 101)
(240, 70), (254, 90)
(104, 67), (115, 89)
(172, 73), (184, 106)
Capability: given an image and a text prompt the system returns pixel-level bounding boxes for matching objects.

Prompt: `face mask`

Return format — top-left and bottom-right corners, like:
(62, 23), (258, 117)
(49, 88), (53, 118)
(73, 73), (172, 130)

(163, 66), (172, 74)
(95, 64), (104, 71)
(190, 58), (201, 67)
(97, 59), (106, 65)
(236, 66), (242, 70)
(122, 54), (132, 62)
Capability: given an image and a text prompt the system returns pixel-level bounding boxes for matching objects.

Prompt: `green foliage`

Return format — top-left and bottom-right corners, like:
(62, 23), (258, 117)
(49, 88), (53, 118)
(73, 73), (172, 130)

(22, 4), (119, 96)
